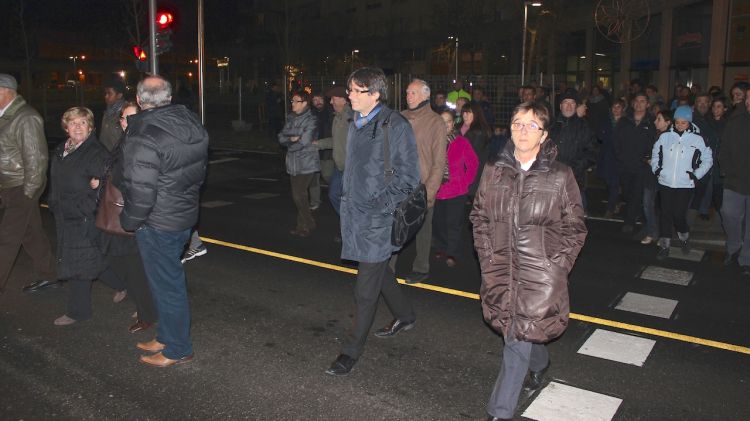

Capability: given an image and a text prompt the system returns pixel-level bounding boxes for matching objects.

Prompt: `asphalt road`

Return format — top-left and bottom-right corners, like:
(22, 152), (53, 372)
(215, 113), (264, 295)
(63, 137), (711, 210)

(1, 149), (748, 420)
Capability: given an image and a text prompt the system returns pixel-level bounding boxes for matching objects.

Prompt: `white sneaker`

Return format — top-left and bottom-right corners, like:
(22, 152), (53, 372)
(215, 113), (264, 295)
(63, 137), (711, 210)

(640, 236), (653, 245)
(181, 245), (207, 263)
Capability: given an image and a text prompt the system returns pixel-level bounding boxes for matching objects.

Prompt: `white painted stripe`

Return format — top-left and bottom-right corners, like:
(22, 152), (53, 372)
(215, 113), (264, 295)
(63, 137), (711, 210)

(640, 266), (693, 286)
(200, 200), (234, 208)
(667, 247), (705, 262)
(209, 157), (240, 165)
(585, 215), (625, 223)
(577, 329), (656, 366)
(615, 292), (678, 319)
(522, 382), (622, 421)
(247, 177), (279, 182)
(244, 193), (280, 200)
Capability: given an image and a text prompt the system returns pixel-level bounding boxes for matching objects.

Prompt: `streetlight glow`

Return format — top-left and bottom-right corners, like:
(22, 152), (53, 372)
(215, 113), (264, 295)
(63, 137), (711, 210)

(521, 2), (543, 85)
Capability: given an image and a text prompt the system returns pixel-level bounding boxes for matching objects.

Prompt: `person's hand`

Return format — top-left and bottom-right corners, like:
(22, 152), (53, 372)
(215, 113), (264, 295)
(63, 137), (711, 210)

(90, 178), (100, 189)
(290, 136), (300, 142)
(312, 140), (318, 146)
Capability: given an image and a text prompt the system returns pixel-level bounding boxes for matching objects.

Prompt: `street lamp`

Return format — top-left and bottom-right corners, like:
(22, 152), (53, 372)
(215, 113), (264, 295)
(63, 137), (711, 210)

(521, 1), (542, 85)
(448, 36), (459, 82)
(350, 49), (359, 73)
(68, 55), (85, 104)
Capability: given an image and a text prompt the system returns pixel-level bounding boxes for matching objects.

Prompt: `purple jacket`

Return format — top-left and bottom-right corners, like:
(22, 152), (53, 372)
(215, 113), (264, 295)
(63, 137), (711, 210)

(436, 135), (479, 200)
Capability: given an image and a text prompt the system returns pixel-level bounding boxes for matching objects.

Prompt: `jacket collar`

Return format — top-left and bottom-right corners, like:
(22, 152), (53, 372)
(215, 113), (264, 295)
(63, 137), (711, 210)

(1, 95), (26, 119)
(496, 140), (556, 173)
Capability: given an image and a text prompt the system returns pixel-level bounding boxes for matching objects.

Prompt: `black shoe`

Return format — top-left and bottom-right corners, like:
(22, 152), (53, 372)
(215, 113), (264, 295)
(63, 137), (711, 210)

(724, 252), (739, 267)
(374, 318), (415, 338)
(22, 279), (61, 293)
(524, 361), (550, 391)
(680, 239), (691, 255)
(404, 271), (428, 284)
(656, 247), (669, 261)
(325, 354), (357, 376)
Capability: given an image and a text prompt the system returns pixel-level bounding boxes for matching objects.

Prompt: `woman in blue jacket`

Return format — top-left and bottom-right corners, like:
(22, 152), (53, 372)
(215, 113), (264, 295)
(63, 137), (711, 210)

(651, 105), (713, 259)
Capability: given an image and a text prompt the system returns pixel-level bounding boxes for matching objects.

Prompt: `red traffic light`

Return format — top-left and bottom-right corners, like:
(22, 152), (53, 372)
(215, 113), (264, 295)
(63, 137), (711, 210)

(156, 12), (174, 29)
(133, 46), (147, 61)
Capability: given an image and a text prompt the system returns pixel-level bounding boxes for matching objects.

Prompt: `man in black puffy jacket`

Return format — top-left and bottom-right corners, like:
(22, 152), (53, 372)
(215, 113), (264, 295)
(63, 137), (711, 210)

(549, 89), (596, 211)
(121, 75), (208, 367)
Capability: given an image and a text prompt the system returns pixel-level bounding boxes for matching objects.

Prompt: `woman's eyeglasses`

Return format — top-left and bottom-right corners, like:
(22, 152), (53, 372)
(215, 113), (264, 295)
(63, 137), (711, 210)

(510, 121), (543, 131)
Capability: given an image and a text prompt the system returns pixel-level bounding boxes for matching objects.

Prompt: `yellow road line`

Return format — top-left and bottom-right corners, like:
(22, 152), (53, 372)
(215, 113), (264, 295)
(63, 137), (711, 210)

(211, 236), (750, 355)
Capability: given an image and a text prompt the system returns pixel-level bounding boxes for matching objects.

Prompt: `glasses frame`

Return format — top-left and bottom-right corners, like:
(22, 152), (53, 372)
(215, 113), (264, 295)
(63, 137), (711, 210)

(510, 121), (544, 132)
(346, 88), (370, 96)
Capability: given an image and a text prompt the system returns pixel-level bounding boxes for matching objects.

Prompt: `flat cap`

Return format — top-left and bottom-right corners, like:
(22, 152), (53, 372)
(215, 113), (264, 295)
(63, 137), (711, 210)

(0, 74), (18, 90)
(326, 86), (347, 98)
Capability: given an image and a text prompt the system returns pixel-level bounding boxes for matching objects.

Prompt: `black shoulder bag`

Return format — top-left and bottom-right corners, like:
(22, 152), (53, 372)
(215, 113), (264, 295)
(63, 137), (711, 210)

(382, 112), (428, 247)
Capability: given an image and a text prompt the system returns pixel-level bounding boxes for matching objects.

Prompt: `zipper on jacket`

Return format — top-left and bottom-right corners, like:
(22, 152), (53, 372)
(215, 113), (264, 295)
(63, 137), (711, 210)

(509, 170), (523, 336)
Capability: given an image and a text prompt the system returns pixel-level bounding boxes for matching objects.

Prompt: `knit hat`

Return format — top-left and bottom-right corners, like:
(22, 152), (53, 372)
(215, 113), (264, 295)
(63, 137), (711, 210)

(0, 74), (18, 90)
(559, 88), (579, 104)
(326, 86), (347, 99)
(674, 105), (693, 122)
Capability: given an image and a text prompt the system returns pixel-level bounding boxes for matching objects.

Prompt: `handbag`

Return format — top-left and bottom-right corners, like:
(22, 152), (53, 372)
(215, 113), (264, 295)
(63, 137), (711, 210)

(382, 112), (428, 247)
(95, 173), (133, 236)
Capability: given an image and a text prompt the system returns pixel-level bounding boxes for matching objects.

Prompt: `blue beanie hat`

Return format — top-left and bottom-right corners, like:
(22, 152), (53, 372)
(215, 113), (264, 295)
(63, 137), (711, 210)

(674, 105), (693, 122)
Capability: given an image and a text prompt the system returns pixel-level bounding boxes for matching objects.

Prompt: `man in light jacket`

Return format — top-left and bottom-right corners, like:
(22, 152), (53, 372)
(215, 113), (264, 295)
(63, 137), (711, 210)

(391, 79), (446, 284)
(0, 74), (57, 293)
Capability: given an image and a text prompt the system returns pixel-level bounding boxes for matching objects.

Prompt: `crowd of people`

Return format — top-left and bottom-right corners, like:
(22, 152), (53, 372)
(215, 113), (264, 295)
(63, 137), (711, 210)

(2, 66), (749, 420)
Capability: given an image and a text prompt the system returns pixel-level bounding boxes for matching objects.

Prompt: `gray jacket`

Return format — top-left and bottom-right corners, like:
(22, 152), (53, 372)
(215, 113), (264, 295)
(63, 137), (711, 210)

(278, 107), (320, 175)
(0, 96), (48, 199)
(340, 106), (421, 263)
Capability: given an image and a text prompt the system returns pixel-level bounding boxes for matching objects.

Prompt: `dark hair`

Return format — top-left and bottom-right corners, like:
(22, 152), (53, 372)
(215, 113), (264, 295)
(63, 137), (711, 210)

(291, 91), (311, 104)
(612, 98), (626, 109)
(645, 84), (658, 93)
(657, 109), (673, 123)
(347, 67), (388, 103)
(632, 91), (648, 101)
(730, 81), (750, 93)
(120, 101), (140, 115)
(462, 102), (491, 136)
(694, 92), (711, 102)
(510, 101), (551, 131)
(434, 90), (447, 97)
(104, 79), (125, 94)
(711, 96), (729, 110)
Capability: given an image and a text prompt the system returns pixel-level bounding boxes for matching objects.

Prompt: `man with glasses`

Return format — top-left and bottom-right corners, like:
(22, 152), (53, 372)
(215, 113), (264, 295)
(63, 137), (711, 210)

(325, 67), (421, 376)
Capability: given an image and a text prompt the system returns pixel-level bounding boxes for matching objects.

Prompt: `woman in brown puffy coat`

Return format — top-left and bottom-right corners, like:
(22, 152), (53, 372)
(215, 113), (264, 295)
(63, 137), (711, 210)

(470, 102), (587, 421)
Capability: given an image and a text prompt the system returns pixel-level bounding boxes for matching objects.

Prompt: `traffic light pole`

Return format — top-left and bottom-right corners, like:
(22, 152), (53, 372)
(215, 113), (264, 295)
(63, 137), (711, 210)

(148, 0), (158, 74)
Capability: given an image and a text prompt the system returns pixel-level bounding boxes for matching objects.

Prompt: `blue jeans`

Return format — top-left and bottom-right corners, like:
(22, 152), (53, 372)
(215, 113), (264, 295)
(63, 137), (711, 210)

(136, 226), (193, 359)
(328, 167), (343, 215)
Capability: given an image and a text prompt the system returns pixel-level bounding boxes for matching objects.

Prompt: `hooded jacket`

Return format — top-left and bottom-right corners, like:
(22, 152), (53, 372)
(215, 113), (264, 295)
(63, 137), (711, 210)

(120, 104), (208, 232)
(401, 100), (446, 206)
(278, 107), (319, 176)
(0, 95), (48, 199)
(651, 122), (713, 189)
(470, 141), (587, 342)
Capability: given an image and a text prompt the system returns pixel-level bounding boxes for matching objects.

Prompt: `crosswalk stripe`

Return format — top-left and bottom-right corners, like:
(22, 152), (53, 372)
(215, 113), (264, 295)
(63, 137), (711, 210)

(640, 266), (693, 286)
(577, 329), (656, 366)
(615, 292), (678, 319)
(522, 381), (622, 421)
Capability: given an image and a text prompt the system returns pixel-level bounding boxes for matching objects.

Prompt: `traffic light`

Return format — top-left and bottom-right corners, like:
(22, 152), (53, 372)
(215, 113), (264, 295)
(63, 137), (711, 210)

(133, 46), (149, 72)
(155, 11), (174, 55)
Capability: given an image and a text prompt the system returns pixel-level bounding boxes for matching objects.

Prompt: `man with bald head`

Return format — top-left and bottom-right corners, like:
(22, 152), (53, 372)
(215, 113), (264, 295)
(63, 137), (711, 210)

(121, 75), (209, 367)
(0, 73), (57, 293)
(391, 79), (446, 284)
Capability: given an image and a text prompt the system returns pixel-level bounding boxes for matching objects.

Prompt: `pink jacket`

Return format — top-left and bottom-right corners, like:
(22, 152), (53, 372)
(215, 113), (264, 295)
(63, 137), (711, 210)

(436, 135), (479, 200)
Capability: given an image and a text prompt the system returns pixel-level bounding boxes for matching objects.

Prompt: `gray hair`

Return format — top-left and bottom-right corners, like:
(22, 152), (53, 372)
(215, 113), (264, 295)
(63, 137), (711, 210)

(411, 78), (430, 96)
(137, 76), (172, 108)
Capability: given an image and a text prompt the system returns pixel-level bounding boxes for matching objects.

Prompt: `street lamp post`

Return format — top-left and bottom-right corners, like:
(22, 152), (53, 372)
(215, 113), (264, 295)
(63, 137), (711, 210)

(521, 1), (542, 86)
(448, 36), (459, 82)
(68, 55), (86, 105)
(350, 49), (359, 73)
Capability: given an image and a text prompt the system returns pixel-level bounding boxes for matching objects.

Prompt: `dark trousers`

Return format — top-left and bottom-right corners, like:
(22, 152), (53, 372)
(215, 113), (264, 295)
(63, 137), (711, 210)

(487, 337), (549, 419)
(290, 173), (316, 231)
(328, 167), (343, 215)
(136, 226), (193, 360)
(67, 267), (126, 321)
(721, 189), (750, 266)
(619, 171), (643, 226)
(0, 186), (56, 290)
(658, 186), (693, 239)
(341, 260), (415, 359)
(433, 195), (467, 257)
(107, 252), (157, 323)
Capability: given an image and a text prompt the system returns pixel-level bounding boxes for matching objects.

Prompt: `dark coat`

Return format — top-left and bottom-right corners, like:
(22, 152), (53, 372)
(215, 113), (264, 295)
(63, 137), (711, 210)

(613, 113), (657, 176)
(470, 142), (587, 343)
(48, 134), (108, 280)
(278, 107), (320, 175)
(121, 104), (209, 232)
(719, 111), (750, 195)
(549, 114), (596, 183)
(595, 115), (619, 183)
(340, 106), (421, 263)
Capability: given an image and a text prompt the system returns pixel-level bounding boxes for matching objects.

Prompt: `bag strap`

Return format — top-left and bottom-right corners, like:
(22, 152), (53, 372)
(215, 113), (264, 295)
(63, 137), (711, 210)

(382, 110), (394, 184)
